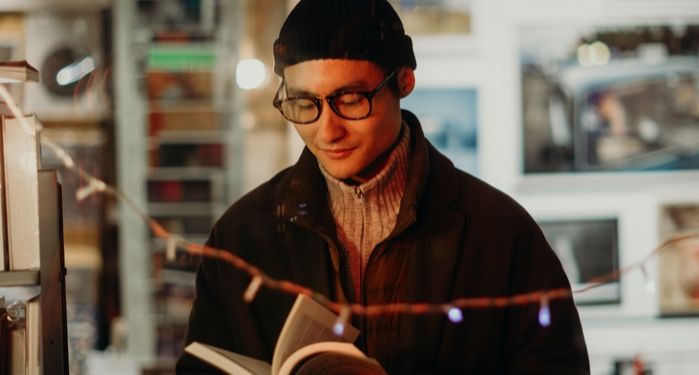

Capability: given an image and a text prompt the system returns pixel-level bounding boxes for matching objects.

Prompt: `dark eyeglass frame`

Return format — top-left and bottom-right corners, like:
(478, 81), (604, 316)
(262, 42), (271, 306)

(272, 69), (398, 125)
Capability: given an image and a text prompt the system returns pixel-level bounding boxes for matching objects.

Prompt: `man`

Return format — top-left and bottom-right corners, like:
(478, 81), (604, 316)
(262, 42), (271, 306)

(177, 0), (590, 373)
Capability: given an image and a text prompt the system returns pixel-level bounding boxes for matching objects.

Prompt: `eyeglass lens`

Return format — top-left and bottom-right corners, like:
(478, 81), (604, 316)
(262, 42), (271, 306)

(275, 69), (396, 124)
(281, 93), (371, 123)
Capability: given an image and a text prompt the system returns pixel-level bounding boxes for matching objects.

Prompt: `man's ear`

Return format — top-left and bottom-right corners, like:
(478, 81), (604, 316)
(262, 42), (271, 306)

(397, 67), (415, 98)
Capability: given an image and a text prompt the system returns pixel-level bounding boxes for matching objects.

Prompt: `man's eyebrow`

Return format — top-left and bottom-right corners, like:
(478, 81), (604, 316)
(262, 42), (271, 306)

(286, 87), (314, 96)
(286, 79), (373, 96)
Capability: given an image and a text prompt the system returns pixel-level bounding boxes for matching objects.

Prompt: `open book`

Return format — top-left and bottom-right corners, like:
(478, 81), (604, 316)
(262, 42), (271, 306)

(185, 294), (386, 375)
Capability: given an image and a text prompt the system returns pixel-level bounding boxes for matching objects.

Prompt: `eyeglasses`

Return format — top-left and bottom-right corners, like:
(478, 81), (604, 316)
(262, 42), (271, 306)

(272, 69), (398, 125)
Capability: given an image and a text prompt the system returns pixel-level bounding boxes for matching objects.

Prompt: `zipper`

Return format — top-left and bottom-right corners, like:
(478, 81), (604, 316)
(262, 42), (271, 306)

(354, 186), (363, 199)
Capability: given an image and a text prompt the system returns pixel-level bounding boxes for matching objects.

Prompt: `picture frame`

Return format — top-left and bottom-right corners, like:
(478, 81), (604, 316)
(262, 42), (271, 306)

(658, 202), (699, 317)
(401, 87), (479, 175)
(518, 22), (699, 177)
(538, 218), (620, 306)
(519, 192), (659, 319)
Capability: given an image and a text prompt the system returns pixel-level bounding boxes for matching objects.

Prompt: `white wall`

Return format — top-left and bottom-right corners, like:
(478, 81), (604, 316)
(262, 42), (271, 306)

(463, 1), (699, 374)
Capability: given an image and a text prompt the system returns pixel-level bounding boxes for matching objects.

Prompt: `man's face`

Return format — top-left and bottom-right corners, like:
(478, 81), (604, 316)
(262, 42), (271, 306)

(283, 59), (402, 181)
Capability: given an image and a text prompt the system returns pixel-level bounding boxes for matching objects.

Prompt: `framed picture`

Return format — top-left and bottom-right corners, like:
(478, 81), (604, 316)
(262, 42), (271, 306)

(401, 88), (478, 175)
(539, 218), (621, 306)
(520, 192), (659, 318)
(520, 23), (699, 175)
(659, 203), (699, 316)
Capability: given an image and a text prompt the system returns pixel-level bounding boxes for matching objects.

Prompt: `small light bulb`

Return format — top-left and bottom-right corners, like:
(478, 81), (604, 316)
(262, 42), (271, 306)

(447, 307), (463, 323)
(243, 276), (263, 303)
(333, 305), (350, 336)
(165, 235), (180, 262)
(641, 265), (656, 294)
(538, 296), (551, 327)
(333, 321), (345, 336)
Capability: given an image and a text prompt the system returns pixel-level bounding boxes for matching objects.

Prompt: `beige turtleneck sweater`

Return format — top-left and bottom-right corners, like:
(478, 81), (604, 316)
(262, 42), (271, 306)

(320, 124), (410, 300)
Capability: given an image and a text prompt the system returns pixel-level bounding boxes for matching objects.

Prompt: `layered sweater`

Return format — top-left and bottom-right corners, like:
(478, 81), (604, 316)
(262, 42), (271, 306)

(320, 124), (410, 300)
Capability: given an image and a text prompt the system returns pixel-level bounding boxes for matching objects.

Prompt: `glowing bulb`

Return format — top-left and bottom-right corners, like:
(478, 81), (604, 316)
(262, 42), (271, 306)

(641, 265), (656, 294)
(577, 44), (591, 67)
(538, 296), (551, 327)
(333, 305), (351, 336)
(589, 41), (611, 66)
(236, 58), (266, 90)
(166, 235), (179, 261)
(447, 307), (463, 323)
(333, 321), (345, 336)
(243, 276), (263, 302)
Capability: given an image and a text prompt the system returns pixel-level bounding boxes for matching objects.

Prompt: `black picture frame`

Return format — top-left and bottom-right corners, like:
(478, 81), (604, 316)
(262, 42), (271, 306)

(539, 218), (621, 306)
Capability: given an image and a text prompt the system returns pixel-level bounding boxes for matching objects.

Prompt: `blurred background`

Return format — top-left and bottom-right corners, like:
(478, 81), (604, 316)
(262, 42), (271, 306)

(0, 0), (698, 374)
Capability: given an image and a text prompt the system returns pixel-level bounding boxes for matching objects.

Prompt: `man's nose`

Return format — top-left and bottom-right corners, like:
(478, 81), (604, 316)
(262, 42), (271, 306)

(316, 103), (347, 143)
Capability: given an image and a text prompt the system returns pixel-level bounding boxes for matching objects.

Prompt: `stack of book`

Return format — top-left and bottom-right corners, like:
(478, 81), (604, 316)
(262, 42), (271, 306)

(0, 60), (46, 375)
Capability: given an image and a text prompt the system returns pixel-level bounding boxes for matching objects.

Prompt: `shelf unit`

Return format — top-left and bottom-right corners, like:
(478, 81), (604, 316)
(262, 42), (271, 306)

(0, 170), (68, 374)
(115, 0), (244, 363)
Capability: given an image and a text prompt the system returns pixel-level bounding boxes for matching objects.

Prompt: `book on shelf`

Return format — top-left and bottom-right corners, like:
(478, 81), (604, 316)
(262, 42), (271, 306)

(2, 114), (42, 270)
(0, 112), (9, 271)
(2, 295), (40, 375)
(0, 60), (39, 83)
(0, 295), (7, 373)
(0, 115), (5, 270)
(185, 294), (386, 375)
(26, 295), (41, 375)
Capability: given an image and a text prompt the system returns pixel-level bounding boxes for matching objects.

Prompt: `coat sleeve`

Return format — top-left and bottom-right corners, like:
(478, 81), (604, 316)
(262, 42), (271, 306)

(505, 216), (590, 375)
(175, 212), (280, 374)
(175, 235), (235, 374)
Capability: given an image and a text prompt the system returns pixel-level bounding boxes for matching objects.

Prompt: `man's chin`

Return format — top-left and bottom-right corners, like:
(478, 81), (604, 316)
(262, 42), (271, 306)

(319, 162), (360, 181)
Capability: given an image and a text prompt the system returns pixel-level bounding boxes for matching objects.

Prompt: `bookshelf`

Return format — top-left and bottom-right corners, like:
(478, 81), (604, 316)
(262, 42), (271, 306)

(0, 170), (68, 374)
(114, 0), (245, 363)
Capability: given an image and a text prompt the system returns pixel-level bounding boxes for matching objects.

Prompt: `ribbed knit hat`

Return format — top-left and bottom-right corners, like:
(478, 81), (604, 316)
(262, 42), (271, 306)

(273, 0), (416, 76)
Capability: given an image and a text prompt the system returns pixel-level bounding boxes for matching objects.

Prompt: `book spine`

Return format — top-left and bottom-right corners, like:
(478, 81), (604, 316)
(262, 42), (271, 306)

(0, 298), (7, 374)
(0, 116), (6, 271)
(26, 296), (41, 375)
(3, 114), (41, 270)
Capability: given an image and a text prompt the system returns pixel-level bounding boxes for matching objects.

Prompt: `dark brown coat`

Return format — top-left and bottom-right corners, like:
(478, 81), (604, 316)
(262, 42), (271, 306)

(177, 111), (590, 374)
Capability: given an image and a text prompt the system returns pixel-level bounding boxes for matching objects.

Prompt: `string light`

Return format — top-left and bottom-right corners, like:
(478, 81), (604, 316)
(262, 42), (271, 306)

(641, 265), (656, 294)
(1, 83), (698, 323)
(165, 235), (182, 262)
(76, 177), (107, 201)
(538, 295), (551, 327)
(244, 276), (263, 303)
(447, 307), (463, 324)
(334, 305), (351, 336)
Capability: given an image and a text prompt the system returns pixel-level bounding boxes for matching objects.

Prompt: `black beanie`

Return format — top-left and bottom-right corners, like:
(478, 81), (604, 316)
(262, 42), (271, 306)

(273, 0), (416, 76)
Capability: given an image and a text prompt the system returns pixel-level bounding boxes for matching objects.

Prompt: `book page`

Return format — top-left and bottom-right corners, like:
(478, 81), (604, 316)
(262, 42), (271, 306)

(185, 342), (272, 375)
(272, 295), (359, 375)
(278, 342), (386, 375)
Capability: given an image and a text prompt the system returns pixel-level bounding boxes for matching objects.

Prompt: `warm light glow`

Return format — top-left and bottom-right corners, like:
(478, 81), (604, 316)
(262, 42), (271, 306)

(589, 41), (611, 66)
(577, 44), (591, 67)
(577, 41), (611, 67)
(236, 58), (266, 90)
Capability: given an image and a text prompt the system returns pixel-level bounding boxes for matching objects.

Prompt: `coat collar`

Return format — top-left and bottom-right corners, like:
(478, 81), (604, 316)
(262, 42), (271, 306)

(276, 109), (461, 235)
